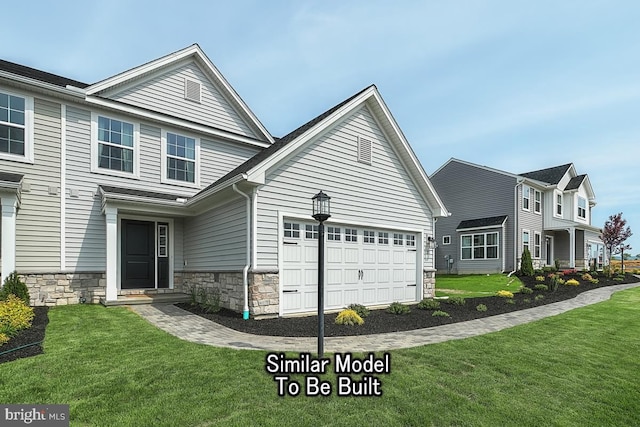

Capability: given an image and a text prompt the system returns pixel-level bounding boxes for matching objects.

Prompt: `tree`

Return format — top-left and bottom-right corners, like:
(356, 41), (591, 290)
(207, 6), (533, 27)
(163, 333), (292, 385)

(520, 247), (534, 276)
(601, 212), (633, 274)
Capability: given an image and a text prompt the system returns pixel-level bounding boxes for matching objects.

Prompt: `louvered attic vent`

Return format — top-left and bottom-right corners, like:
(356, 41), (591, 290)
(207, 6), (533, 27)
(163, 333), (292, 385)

(357, 136), (372, 164)
(184, 79), (201, 103)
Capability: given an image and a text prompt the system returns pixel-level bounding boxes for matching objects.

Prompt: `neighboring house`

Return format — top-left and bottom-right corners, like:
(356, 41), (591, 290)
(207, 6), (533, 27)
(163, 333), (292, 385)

(0, 44), (448, 317)
(430, 158), (604, 275)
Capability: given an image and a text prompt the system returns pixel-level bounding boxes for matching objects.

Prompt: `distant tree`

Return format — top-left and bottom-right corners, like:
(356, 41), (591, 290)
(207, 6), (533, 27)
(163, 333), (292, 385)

(623, 252), (632, 260)
(601, 212), (633, 274)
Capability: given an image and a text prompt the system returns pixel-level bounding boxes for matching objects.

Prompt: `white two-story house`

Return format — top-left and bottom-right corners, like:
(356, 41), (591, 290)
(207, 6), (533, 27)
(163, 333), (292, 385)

(430, 159), (604, 274)
(0, 44), (448, 317)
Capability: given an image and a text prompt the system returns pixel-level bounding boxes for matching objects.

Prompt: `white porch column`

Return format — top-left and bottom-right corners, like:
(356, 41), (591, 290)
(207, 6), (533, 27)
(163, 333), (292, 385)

(1, 195), (18, 285)
(568, 227), (576, 268)
(105, 206), (118, 301)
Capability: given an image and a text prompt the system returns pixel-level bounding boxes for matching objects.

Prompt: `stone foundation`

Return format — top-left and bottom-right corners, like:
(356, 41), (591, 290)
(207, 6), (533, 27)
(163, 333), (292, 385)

(423, 269), (436, 299)
(22, 272), (106, 306)
(249, 272), (279, 317)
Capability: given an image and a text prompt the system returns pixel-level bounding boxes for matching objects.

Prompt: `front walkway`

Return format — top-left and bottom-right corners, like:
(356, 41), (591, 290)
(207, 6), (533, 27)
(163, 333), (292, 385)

(130, 282), (640, 353)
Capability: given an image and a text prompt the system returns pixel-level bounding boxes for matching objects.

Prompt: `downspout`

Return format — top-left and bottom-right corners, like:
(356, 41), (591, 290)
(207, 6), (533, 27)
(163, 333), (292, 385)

(233, 184), (251, 320)
(508, 179), (524, 276)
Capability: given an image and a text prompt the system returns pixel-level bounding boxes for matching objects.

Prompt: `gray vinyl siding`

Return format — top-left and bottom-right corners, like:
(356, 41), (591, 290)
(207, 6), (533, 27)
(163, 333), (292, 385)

(173, 218), (184, 272)
(255, 105), (434, 269)
(105, 61), (259, 139)
(9, 98), (62, 272)
(456, 227), (504, 274)
(517, 185), (545, 262)
(183, 196), (247, 270)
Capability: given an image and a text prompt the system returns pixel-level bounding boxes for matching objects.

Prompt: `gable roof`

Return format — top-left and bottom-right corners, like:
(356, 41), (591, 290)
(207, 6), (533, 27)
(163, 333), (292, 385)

(85, 44), (273, 144)
(457, 215), (508, 231)
(190, 85), (449, 217)
(0, 59), (88, 89)
(564, 174), (586, 191)
(520, 163), (573, 184)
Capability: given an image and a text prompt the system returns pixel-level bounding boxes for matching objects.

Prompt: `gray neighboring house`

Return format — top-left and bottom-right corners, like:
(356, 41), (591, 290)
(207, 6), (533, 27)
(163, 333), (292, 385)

(0, 44), (449, 317)
(430, 158), (605, 275)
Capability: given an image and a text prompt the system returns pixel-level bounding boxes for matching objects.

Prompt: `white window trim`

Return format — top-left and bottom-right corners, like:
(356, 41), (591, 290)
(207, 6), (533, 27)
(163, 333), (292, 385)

(522, 185), (530, 212)
(534, 190), (542, 214)
(0, 88), (34, 164)
(443, 235), (451, 245)
(161, 129), (200, 188)
(91, 112), (140, 179)
(554, 191), (563, 218)
(460, 231), (499, 260)
(577, 196), (587, 220)
(533, 231), (541, 259)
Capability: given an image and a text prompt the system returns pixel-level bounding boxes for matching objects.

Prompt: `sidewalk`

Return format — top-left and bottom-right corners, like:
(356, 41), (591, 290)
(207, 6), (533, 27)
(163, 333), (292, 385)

(130, 282), (640, 353)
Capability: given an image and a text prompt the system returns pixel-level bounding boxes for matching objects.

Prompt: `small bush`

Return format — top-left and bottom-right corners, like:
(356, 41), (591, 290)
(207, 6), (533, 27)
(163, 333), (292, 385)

(0, 272), (30, 305)
(496, 290), (514, 299)
(564, 279), (580, 286)
(581, 273), (593, 281)
(523, 298), (531, 304)
(476, 304), (487, 312)
(534, 284), (548, 291)
(0, 333), (9, 346)
(521, 248), (534, 276)
(519, 286), (533, 294)
(387, 302), (410, 315)
(335, 309), (364, 326)
(505, 298), (515, 305)
(535, 295), (545, 302)
(0, 295), (35, 340)
(196, 287), (221, 313)
(613, 277), (624, 282)
(417, 298), (440, 310)
(431, 310), (450, 317)
(535, 275), (545, 282)
(347, 303), (370, 319)
(589, 278), (600, 284)
(446, 296), (466, 306)
(557, 278), (565, 285)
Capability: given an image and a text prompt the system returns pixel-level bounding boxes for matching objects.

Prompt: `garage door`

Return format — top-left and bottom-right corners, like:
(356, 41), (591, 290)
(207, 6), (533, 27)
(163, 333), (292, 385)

(281, 220), (419, 314)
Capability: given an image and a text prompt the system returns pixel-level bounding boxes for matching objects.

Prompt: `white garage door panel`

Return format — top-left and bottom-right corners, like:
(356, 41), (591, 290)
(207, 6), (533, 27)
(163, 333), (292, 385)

(282, 220), (419, 314)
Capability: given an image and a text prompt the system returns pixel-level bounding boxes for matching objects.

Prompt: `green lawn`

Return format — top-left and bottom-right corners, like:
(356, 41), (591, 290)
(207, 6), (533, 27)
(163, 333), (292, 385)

(1, 289), (640, 426)
(435, 273), (523, 297)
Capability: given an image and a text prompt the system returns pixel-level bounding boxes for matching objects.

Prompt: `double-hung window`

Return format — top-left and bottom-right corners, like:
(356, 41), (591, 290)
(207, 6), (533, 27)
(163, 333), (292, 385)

(523, 230), (530, 252)
(555, 192), (563, 217)
(534, 232), (541, 258)
(522, 185), (530, 211)
(534, 190), (542, 214)
(578, 197), (587, 219)
(92, 114), (138, 177)
(0, 90), (33, 162)
(163, 131), (199, 185)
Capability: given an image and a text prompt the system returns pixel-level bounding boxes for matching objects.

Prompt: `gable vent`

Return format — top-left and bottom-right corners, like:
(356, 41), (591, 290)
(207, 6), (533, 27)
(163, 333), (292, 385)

(184, 79), (201, 103)
(357, 136), (372, 165)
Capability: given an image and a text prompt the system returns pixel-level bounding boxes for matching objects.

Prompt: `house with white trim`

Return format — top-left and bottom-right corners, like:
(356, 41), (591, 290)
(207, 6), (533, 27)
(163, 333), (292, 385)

(430, 158), (604, 274)
(0, 44), (448, 317)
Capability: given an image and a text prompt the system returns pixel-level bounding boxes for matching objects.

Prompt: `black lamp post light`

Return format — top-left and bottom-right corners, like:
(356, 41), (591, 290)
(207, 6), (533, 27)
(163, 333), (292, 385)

(311, 190), (331, 357)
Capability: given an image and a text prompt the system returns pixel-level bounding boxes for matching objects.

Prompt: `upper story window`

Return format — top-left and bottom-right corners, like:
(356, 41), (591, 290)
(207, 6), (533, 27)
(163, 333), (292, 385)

(91, 114), (138, 177)
(162, 131), (199, 186)
(534, 190), (542, 214)
(555, 192), (563, 217)
(0, 90), (33, 163)
(578, 197), (587, 219)
(522, 185), (530, 211)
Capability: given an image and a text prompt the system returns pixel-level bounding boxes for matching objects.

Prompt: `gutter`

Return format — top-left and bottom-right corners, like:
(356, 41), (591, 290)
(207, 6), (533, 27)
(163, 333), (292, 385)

(509, 178), (525, 276)
(232, 184), (252, 320)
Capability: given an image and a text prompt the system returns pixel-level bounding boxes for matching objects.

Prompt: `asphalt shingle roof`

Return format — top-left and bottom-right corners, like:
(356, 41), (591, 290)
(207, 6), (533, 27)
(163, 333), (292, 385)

(519, 163), (572, 184)
(0, 59), (89, 88)
(457, 215), (508, 230)
(100, 185), (189, 201)
(0, 172), (24, 183)
(564, 174), (586, 191)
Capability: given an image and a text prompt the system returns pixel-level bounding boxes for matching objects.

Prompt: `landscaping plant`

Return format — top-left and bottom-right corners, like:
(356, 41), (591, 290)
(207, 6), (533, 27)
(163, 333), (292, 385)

(335, 309), (364, 326)
(387, 302), (411, 315)
(0, 295), (34, 346)
(346, 303), (370, 319)
(417, 298), (441, 310)
(520, 247), (534, 276)
(0, 272), (30, 305)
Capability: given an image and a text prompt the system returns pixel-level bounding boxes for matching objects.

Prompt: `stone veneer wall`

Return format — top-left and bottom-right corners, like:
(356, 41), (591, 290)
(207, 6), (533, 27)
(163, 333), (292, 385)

(21, 272), (106, 306)
(423, 269), (436, 299)
(249, 272), (279, 317)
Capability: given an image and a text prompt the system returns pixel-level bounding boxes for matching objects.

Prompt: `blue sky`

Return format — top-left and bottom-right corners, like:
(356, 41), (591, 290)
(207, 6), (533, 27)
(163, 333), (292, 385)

(2, 0), (639, 254)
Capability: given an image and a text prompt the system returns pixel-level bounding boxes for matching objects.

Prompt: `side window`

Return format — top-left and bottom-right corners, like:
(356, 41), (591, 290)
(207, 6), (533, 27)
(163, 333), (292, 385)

(0, 90), (33, 162)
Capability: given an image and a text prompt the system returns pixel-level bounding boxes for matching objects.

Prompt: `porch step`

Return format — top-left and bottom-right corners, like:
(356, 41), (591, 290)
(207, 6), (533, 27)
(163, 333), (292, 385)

(100, 293), (191, 307)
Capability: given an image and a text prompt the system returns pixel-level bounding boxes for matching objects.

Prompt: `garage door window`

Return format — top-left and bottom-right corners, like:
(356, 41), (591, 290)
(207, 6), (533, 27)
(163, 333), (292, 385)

(345, 228), (357, 242)
(393, 233), (404, 245)
(328, 226), (341, 241)
(284, 222), (300, 238)
(378, 232), (389, 244)
(305, 224), (318, 239)
(406, 235), (416, 247)
(364, 230), (375, 243)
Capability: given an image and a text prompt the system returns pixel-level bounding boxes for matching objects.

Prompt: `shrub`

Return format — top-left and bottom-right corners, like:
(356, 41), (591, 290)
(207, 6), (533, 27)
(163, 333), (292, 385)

(523, 298), (531, 304)
(196, 287), (221, 313)
(505, 298), (515, 305)
(335, 309), (364, 326)
(0, 333), (8, 346)
(476, 304), (487, 312)
(534, 284), (548, 291)
(614, 277), (624, 282)
(0, 272), (30, 305)
(589, 278), (600, 284)
(446, 296), (466, 306)
(557, 278), (566, 285)
(535, 275), (545, 282)
(0, 295), (35, 340)
(431, 310), (450, 317)
(496, 290), (514, 299)
(581, 273), (593, 281)
(520, 248), (534, 276)
(347, 303), (370, 319)
(188, 285), (198, 306)
(535, 294), (545, 301)
(387, 302), (410, 315)
(564, 279), (580, 286)
(519, 286), (533, 294)
(417, 298), (440, 310)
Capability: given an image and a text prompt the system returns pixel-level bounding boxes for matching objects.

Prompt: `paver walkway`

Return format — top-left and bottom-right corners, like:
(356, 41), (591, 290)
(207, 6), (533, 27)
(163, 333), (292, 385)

(130, 282), (640, 353)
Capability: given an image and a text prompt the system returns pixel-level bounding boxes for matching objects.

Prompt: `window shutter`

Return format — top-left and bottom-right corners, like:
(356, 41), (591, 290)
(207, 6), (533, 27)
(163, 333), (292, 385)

(357, 137), (372, 164)
(184, 79), (201, 103)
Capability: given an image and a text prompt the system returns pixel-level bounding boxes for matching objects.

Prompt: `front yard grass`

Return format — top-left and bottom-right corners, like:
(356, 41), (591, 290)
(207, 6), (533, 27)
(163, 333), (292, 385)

(1, 288), (640, 426)
(436, 273), (523, 297)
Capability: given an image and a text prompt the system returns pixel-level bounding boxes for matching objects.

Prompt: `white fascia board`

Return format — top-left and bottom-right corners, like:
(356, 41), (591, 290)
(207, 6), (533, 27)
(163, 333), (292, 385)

(84, 96), (270, 149)
(0, 181), (21, 191)
(185, 173), (247, 206)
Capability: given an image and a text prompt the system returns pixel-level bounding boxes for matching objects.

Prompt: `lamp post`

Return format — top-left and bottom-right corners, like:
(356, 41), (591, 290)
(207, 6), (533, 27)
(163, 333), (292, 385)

(311, 190), (331, 357)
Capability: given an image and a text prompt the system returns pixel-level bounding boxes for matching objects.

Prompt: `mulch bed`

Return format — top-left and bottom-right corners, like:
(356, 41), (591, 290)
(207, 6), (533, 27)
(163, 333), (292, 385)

(0, 306), (49, 364)
(178, 273), (639, 337)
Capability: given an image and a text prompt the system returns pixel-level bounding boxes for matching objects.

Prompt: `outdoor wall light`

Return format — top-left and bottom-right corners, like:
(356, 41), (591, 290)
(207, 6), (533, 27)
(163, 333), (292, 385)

(311, 190), (331, 358)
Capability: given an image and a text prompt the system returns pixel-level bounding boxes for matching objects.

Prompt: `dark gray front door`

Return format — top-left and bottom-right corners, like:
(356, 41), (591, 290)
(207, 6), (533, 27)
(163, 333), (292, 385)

(121, 220), (155, 289)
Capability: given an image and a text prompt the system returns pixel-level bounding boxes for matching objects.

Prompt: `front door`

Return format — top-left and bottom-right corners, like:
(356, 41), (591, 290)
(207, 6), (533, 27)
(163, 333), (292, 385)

(121, 220), (155, 289)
